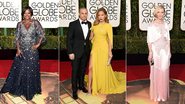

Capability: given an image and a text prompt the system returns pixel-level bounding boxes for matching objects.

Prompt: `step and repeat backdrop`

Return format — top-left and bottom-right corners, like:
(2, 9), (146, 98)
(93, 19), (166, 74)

(59, 0), (79, 27)
(126, 0), (185, 54)
(126, 0), (175, 31)
(59, 0), (121, 27)
(0, 0), (122, 28)
(0, 0), (123, 50)
(0, 0), (22, 28)
(86, 0), (121, 27)
(29, 0), (59, 28)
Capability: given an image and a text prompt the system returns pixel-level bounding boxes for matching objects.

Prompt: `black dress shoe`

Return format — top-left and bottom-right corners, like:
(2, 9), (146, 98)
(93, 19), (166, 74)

(79, 87), (88, 93)
(72, 93), (78, 100)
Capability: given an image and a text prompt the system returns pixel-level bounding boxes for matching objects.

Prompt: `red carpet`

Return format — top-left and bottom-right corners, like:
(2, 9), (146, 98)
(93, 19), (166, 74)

(0, 60), (58, 78)
(2, 60), (185, 82)
(0, 60), (125, 81)
(60, 60), (125, 81)
(127, 64), (185, 82)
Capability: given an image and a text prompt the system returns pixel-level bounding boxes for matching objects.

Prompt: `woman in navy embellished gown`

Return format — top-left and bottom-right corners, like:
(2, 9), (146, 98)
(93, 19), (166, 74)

(0, 6), (45, 101)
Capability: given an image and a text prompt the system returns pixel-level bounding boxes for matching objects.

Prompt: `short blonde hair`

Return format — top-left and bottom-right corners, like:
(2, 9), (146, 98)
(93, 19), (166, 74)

(153, 5), (165, 18)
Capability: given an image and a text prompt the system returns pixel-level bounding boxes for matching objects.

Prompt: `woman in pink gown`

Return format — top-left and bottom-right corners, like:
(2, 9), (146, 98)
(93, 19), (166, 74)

(147, 5), (171, 102)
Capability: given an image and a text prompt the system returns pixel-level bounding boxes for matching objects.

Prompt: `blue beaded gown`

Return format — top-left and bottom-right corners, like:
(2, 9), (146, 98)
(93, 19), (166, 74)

(0, 19), (45, 100)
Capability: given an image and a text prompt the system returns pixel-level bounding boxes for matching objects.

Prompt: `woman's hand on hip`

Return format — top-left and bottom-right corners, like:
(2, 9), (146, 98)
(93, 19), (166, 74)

(32, 44), (40, 50)
(16, 49), (22, 57)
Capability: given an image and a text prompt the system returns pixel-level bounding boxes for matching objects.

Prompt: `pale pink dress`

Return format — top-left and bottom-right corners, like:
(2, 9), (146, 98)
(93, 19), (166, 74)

(147, 22), (171, 101)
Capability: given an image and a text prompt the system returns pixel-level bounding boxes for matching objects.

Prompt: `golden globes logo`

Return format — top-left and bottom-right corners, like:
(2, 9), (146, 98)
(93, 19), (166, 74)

(141, 2), (172, 24)
(59, 0), (77, 20)
(88, 0), (119, 20)
(30, 2), (58, 22)
(0, 1), (19, 21)
(139, 0), (174, 30)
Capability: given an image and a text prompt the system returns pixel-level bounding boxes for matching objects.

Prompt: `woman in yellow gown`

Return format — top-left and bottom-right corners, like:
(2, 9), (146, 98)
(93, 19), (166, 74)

(88, 7), (125, 95)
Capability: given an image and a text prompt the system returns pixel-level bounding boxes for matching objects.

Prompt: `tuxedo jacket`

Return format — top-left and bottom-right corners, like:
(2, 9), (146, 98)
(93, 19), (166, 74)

(67, 19), (92, 58)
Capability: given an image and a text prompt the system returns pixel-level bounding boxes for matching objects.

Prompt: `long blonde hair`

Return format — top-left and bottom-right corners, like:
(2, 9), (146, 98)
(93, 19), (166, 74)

(93, 7), (109, 26)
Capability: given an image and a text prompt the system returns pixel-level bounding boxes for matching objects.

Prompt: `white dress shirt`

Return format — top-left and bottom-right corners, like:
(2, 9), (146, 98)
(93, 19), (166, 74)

(79, 19), (88, 39)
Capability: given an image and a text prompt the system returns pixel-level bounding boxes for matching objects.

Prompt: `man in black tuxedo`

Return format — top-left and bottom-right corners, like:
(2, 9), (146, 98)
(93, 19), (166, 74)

(67, 8), (92, 100)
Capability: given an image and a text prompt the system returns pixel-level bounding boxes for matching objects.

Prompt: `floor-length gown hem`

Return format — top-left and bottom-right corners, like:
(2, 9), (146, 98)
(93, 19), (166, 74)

(0, 20), (44, 100)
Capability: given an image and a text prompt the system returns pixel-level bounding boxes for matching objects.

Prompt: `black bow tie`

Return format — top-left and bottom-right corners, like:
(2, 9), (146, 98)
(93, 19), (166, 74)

(81, 21), (88, 25)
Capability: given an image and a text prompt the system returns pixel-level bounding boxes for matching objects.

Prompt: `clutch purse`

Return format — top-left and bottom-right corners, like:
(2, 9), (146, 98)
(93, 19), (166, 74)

(150, 60), (154, 66)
